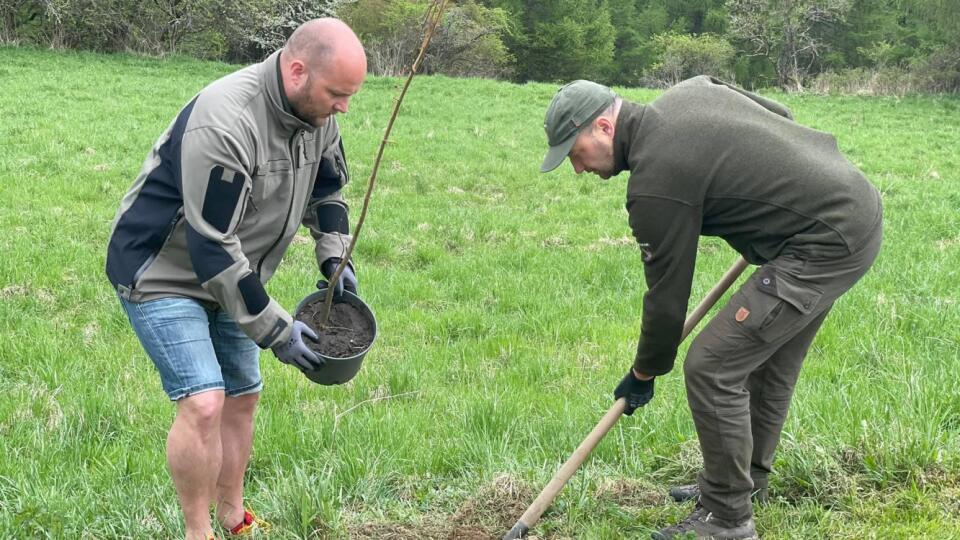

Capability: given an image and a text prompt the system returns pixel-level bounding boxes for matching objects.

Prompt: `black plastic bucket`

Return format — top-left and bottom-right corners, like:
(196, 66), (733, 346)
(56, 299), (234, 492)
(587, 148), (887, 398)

(293, 287), (377, 385)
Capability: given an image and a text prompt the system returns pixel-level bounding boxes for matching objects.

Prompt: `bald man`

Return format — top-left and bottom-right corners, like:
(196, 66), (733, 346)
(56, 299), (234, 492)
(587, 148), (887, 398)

(106, 19), (366, 539)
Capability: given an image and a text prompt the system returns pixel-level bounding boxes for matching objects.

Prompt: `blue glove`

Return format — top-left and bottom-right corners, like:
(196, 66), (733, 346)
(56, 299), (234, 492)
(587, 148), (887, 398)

(320, 257), (358, 297)
(272, 321), (323, 371)
(614, 370), (655, 415)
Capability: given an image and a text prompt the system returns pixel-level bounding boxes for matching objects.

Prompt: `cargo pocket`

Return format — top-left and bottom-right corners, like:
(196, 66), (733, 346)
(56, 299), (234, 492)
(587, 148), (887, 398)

(742, 266), (823, 343)
(243, 159), (291, 230)
(253, 159), (291, 202)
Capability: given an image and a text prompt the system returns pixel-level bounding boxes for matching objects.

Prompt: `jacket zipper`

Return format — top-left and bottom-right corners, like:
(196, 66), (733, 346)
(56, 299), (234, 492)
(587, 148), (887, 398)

(132, 208), (184, 286)
(236, 185), (251, 229)
(257, 130), (300, 276)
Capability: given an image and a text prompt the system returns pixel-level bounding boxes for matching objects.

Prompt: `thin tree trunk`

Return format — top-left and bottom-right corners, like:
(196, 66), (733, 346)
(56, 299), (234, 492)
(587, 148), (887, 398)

(319, 0), (450, 325)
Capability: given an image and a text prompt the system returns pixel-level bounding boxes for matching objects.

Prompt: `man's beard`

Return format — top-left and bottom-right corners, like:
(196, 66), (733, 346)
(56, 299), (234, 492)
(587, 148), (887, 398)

(288, 81), (327, 127)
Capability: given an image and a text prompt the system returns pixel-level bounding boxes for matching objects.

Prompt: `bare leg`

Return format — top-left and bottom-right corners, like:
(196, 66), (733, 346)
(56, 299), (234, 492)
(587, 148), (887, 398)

(168, 390), (225, 540)
(216, 392), (259, 530)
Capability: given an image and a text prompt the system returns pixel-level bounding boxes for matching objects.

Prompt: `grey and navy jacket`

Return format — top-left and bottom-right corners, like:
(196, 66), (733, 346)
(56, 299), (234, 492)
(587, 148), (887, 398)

(106, 50), (352, 349)
(615, 76), (882, 376)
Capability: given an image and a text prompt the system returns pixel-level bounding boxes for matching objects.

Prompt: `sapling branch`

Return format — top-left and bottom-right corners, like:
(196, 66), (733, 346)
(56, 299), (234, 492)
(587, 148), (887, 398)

(320, 0), (450, 326)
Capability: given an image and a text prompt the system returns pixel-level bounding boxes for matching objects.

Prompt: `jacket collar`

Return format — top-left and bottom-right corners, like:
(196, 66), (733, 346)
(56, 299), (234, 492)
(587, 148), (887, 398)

(612, 101), (646, 175)
(260, 50), (316, 134)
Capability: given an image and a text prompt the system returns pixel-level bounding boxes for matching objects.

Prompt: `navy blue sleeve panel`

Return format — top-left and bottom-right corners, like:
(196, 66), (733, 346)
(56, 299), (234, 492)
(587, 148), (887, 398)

(626, 196), (703, 376)
(312, 138), (349, 199)
(237, 272), (269, 315)
(202, 166), (246, 234)
(185, 223), (237, 284)
(314, 201), (349, 234)
(106, 98), (198, 290)
(334, 138), (349, 182)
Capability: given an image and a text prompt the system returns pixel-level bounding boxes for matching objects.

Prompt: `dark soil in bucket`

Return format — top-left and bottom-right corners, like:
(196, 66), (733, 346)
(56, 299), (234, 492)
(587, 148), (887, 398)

(296, 299), (374, 358)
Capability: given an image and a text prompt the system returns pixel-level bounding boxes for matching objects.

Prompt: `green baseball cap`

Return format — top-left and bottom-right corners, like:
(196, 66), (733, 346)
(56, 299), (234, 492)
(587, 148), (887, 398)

(540, 80), (615, 173)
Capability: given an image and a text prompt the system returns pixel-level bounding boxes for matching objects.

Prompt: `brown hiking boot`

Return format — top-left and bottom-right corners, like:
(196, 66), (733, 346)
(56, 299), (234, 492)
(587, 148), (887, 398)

(652, 505), (759, 539)
(668, 484), (769, 504)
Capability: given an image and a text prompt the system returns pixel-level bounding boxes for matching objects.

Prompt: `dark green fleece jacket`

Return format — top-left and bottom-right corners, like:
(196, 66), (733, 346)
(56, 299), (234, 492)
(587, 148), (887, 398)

(616, 76), (882, 376)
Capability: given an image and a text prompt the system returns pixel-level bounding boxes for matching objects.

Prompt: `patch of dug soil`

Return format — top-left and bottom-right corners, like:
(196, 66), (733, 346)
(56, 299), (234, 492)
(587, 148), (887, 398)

(349, 518), (486, 540)
(449, 474), (533, 534)
(350, 475), (538, 540)
(297, 299), (374, 358)
(351, 522), (444, 539)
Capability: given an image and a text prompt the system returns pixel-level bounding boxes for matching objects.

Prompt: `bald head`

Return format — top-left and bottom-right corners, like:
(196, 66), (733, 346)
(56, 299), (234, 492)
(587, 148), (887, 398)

(285, 18), (365, 72)
(281, 18), (367, 127)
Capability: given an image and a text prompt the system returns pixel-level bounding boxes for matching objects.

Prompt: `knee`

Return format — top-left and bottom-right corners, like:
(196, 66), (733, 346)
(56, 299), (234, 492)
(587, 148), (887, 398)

(226, 393), (259, 417)
(178, 391), (225, 430)
(683, 348), (718, 410)
(233, 392), (259, 408)
(683, 346), (713, 390)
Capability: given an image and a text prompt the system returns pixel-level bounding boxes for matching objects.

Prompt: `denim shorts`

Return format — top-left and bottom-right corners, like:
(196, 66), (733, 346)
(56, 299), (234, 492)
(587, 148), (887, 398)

(119, 295), (263, 401)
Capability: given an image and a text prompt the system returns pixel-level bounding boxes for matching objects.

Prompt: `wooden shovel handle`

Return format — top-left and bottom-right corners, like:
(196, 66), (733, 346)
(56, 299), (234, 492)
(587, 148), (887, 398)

(503, 257), (750, 540)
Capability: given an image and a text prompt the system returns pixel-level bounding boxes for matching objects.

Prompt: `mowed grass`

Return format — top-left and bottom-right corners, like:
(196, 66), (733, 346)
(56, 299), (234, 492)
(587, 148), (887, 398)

(0, 46), (959, 539)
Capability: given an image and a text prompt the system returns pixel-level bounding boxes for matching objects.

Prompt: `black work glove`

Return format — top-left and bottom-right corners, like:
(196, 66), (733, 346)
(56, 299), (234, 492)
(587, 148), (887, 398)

(272, 321), (324, 371)
(319, 257), (358, 297)
(614, 370), (655, 415)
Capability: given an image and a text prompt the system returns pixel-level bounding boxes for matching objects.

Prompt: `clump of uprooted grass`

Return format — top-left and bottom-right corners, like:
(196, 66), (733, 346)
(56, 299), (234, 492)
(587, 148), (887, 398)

(595, 477), (666, 508)
(350, 474), (535, 540)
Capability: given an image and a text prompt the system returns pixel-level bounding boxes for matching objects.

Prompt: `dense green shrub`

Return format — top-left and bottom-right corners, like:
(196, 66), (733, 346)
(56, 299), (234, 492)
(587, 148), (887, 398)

(915, 44), (960, 94)
(339, 0), (512, 78)
(428, 1), (513, 78)
(644, 33), (736, 87)
(488, 0), (617, 84)
(0, 0), (340, 62)
(235, 0), (341, 61)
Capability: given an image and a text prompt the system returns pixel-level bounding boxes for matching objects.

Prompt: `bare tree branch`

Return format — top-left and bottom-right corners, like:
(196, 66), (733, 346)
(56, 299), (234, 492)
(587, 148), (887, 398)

(320, 0), (449, 325)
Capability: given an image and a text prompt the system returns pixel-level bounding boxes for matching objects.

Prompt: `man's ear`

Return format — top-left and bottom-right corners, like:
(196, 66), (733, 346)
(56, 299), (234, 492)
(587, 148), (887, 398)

(287, 58), (308, 89)
(595, 116), (615, 138)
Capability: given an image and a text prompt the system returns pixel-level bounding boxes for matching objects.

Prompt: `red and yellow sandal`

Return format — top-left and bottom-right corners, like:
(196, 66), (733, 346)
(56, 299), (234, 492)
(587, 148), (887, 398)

(226, 508), (271, 536)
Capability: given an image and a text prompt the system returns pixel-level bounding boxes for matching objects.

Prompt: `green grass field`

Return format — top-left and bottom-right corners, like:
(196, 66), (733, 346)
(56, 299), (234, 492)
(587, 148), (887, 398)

(1, 46), (959, 539)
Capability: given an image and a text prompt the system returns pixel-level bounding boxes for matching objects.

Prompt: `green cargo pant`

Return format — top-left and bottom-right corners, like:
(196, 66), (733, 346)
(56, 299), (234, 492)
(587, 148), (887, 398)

(684, 221), (882, 522)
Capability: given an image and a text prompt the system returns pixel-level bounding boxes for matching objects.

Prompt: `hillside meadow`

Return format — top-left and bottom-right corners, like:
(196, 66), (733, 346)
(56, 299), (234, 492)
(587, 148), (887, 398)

(0, 46), (958, 538)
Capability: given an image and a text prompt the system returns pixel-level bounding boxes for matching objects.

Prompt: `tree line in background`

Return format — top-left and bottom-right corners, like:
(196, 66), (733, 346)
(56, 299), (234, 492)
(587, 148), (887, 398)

(2, 0), (958, 93)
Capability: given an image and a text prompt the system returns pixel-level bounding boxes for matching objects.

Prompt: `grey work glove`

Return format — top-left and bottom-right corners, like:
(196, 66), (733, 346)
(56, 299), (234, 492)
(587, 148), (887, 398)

(613, 370), (655, 415)
(319, 257), (358, 297)
(272, 321), (323, 371)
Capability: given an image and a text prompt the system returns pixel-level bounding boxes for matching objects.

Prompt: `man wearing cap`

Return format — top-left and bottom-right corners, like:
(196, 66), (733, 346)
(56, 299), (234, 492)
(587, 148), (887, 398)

(540, 77), (882, 539)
